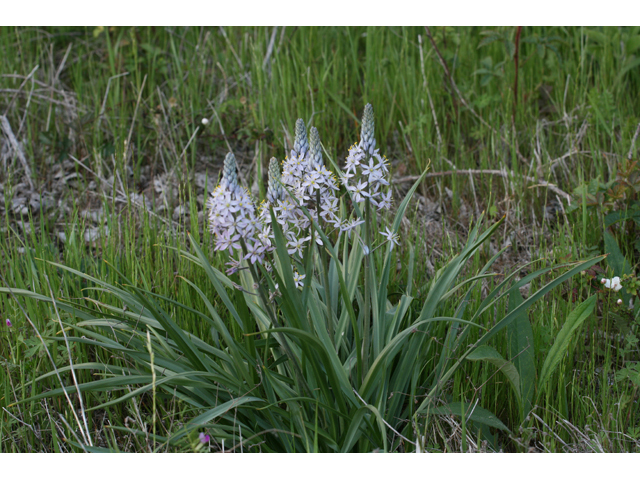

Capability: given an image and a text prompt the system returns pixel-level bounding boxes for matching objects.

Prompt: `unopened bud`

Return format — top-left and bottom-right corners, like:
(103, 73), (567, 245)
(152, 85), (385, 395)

(360, 104), (376, 155)
(267, 157), (283, 203)
(292, 119), (309, 158)
(309, 126), (323, 170)
(221, 152), (238, 191)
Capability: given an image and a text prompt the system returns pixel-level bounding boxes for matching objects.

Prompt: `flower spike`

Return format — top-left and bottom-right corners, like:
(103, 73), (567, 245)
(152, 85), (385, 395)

(221, 152), (239, 191)
(292, 119), (309, 159)
(360, 103), (376, 155)
(309, 126), (324, 170)
(267, 157), (284, 203)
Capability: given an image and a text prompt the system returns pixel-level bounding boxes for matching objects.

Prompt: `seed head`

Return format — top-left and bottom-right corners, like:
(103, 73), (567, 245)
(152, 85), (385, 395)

(360, 103), (376, 155)
(309, 126), (323, 170)
(292, 119), (309, 159)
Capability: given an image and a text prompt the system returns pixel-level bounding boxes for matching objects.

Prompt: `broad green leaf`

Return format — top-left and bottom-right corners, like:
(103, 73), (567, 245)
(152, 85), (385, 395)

(506, 286), (536, 420)
(538, 295), (597, 392)
(466, 345), (521, 402)
(430, 402), (510, 432)
(604, 230), (633, 278)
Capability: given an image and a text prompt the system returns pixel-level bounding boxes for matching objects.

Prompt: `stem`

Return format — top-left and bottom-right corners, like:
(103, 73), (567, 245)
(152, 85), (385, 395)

(316, 191), (334, 347)
(242, 237), (313, 397)
(513, 26), (522, 125)
(362, 197), (372, 382)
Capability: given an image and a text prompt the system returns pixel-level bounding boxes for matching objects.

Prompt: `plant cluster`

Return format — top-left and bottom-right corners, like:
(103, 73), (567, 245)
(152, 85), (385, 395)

(570, 158), (640, 384)
(1, 105), (605, 452)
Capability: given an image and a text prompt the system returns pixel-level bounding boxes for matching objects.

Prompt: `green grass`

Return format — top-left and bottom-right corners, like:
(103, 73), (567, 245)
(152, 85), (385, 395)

(1, 26), (639, 452)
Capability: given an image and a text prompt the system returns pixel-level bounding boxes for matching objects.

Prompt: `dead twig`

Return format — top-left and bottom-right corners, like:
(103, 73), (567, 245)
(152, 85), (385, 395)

(0, 114), (34, 189)
(627, 121), (640, 160)
(2, 65), (39, 115)
(393, 168), (572, 204)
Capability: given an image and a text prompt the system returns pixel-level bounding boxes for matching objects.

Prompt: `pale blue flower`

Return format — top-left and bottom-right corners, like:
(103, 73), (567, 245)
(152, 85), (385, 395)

(380, 227), (400, 251)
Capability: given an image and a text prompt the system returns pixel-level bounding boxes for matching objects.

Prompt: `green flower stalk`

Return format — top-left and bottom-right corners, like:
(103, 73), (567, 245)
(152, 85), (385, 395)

(360, 103), (376, 155)
(221, 152), (239, 191)
(266, 157), (284, 203)
(309, 126), (324, 170)
(292, 118), (309, 158)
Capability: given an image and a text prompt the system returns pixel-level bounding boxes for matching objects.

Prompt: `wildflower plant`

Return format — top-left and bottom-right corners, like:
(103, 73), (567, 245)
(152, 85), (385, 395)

(1, 105), (606, 452)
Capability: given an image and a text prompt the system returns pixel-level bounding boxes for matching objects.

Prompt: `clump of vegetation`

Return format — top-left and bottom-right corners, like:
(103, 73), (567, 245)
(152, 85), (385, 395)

(2, 27), (640, 452)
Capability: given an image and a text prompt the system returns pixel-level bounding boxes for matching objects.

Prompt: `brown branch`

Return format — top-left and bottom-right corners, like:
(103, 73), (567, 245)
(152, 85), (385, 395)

(513, 26), (522, 124)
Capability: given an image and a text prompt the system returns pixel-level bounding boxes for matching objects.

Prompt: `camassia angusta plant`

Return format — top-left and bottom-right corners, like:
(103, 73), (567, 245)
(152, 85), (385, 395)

(2, 105), (604, 452)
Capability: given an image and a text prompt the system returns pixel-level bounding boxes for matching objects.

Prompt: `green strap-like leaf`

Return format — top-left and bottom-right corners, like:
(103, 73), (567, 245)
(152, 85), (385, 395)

(507, 286), (536, 420)
(429, 402), (511, 432)
(538, 295), (597, 393)
(466, 345), (521, 403)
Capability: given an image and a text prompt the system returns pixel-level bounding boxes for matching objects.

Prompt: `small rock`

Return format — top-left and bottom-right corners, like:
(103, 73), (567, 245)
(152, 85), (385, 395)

(11, 197), (26, 215)
(195, 173), (216, 193)
(173, 205), (187, 221)
(41, 196), (56, 212)
(84, 226), (109, 243)
(129, 193), (149, 208)
(29, 195), (40, 213)
(16, 220), (31, 235)
(80, 208), (104, 224)
(57, 232), (67, 243)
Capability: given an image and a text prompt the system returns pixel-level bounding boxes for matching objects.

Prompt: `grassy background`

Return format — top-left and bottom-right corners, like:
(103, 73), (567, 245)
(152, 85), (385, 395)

(1, 26), (639, 452)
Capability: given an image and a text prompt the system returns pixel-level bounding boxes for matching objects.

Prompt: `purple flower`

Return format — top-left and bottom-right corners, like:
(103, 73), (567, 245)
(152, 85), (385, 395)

(199, 432), (210, 444)
(5, 319), (12, 328)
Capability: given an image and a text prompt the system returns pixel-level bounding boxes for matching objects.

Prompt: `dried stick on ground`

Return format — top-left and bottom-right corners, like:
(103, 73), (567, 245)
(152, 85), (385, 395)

(393, 168), (572, 204)
(0, 114), (34, 189)
(627, 122), (640, 160)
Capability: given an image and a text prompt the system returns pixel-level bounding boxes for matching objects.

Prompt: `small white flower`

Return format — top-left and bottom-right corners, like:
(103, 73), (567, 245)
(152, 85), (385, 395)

(293, 271), (306, 288)
(377, 189), (392, 211)
(340, 218), (365, 236)
(201, 118), (210, 125)
(380, 227), (400, 251)
(244, 242), (264, 264)
(602, 276), (622, 292)
(348, 180), (369, 203)
(287, 235), (310, 257)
